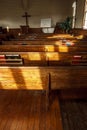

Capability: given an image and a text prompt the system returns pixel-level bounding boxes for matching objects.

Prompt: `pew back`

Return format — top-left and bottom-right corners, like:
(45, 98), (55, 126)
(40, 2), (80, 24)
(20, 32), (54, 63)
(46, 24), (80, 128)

(0, 66), (87, 90)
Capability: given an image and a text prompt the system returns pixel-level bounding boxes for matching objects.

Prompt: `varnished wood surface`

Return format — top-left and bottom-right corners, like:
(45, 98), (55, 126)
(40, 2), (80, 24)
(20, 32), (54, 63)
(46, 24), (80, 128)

(0, 66), (87, 90)
(1, 44), (87, 52)
(9, 33), (76, 41)
(0, 67), (49, 90)
(0, 90), (63, 130)
(2, 40), (75, 45)
(0, 51), (87, 66)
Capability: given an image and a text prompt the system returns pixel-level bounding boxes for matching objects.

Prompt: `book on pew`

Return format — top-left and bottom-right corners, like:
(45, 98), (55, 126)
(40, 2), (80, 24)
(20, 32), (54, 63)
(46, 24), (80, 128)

(5, 54), (21, 59)
(72, 60), (87, 65)
(72, 55), (87, 65)
(0, 55), (6, 63)
(0, 55), (5, 59)
(0, 54), (23, 65)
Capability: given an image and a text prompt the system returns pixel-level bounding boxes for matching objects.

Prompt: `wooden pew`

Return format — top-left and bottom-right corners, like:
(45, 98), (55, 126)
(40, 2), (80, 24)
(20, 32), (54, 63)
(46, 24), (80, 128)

(2, 41), (60, 45)
(1, 34), (76, 45)
(0, 66), (87, 90)
(0, 67), (51, 109)
(0, 51), (87, 66)
(2, 40), (72, 45)
(0, 33), (87, 94)
(12, 33), (76, 41)
(74, 40), (87, 45)
(1, 44), (87, 52)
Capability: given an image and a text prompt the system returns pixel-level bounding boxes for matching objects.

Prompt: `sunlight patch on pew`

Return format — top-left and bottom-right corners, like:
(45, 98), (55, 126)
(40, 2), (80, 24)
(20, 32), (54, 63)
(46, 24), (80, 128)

(0, 67), (48, 90)
(55, 41), (62, 45)
(58, 46), (69, 52)
(75, 35), (84, 40)
(44, 45), (56, 51)
(0, 68), (18, 89)
(28, 52), (46, 60)
(19, 68), (48, 90)
(47, 52), (60, 60)
(47, 34), (74, 39)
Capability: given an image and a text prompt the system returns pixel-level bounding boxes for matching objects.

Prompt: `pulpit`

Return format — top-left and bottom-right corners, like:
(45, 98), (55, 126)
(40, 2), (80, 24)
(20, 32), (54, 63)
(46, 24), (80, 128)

(20, 25), (29, 34)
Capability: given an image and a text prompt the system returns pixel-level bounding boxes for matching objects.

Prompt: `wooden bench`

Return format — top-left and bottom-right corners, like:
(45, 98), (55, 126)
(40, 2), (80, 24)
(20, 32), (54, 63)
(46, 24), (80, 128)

(0, 51), (87, 66)
(0, 67), (51, 109)
(0, 66), (87, 89)
(0, 66), (87, 99)
(1, 44), (87, 52)
(0, 34), (87, 99)
(11, 33), (76, 41)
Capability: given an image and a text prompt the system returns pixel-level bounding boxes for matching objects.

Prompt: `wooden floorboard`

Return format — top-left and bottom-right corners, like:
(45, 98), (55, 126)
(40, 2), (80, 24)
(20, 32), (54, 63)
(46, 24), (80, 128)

(0, 90), (63, 130)
(60, 99), (87, 130)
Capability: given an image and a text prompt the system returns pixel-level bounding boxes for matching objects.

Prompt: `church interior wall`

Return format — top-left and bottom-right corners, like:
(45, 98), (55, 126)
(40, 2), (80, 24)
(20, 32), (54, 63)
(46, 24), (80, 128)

(0, 0), (73, 28)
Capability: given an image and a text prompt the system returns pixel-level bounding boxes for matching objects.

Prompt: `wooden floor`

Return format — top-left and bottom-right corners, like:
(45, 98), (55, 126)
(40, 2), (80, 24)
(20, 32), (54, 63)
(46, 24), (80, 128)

(60, 99), (87, 130)
(0, 90), (63, 130)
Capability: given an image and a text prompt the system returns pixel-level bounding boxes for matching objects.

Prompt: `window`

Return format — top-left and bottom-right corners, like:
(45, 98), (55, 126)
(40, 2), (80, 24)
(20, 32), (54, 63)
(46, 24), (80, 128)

(72, 1), (77, 28)
(83, 0), (87, 29)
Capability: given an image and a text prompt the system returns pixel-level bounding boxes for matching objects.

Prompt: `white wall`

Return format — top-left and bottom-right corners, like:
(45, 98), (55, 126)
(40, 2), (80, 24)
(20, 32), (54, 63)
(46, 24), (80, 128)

(0, 0), (73, 28)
